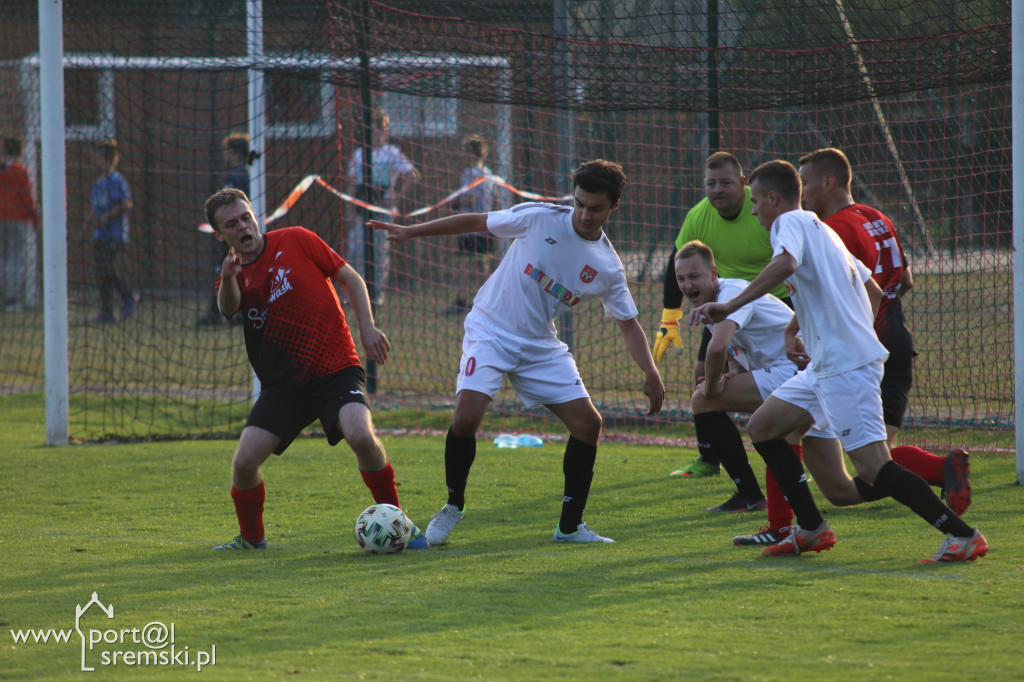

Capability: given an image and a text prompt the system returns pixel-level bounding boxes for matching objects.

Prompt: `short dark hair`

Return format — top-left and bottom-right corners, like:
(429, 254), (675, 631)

(223, 132), (250, 161)
(706, 151), (742, 176)
(572, 159), (626, 205)
(747, 160), (801, 203)
(4, 135), (24, 157)
(97, 139), (119, 166)
(798, 147), (852, 192)
(674, 239), (716, 269)
(204, 187), (251, 231)
(465, 134), (488, 159)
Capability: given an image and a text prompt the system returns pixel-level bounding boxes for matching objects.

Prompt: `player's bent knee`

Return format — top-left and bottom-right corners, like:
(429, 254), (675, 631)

(232, 449), (263, 478)
(571, 411), (602, 443)
(449, 419), (479, 440)
(345, 429), (379, 456)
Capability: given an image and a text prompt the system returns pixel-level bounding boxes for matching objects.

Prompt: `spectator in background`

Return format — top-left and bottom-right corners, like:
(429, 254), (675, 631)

(344, 109), (419, 305)
(89, 140), (137, 324)
(446, 135), (498, 316)
(0, 135), (39, 312)
(199, 132), (250, 326)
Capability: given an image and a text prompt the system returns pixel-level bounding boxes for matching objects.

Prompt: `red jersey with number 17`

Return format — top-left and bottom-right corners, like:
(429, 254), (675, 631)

(227, 226), (360, 390)
(822, 204), (915, 353)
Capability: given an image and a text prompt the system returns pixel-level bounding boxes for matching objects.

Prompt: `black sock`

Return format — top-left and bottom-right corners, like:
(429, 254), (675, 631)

(871, 461), (973, 536)
(559, 436), (597, 533)
(444, 427), (476, 510)
(753, 438), (824, 531)
(853, 476), (888, 502)
(694, 412), (763, 500)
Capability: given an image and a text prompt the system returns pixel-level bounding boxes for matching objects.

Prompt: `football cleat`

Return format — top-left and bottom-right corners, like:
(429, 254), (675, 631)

(941, 449), (972, 517)
(706, 492), (768, 513)
(733, 526), (790, 546)
(213, 534), (267, 551)
(762, 521), (836, 557)
(919, 528), (988, 563)
(553, 522), (614, 543)
(425, 504), (465, 546)
(407, 524), (430, 550)
(669, 457), (721, 478)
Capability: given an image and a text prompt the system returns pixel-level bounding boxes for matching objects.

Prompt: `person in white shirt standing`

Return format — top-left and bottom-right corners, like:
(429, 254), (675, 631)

(370, 159), (665, 545)
(344, 109), (419, 304)
(690, 159), (987, 563)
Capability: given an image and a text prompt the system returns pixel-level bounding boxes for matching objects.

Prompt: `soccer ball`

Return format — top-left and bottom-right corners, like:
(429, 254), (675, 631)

(354, 503), (413, 554)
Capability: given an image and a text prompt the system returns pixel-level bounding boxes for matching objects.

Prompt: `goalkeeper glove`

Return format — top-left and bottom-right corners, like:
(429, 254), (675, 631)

(652, 308), (683, 362)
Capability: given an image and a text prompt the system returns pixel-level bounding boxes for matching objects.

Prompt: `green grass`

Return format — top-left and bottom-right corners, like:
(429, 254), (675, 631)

(2, 395), (1022, 680)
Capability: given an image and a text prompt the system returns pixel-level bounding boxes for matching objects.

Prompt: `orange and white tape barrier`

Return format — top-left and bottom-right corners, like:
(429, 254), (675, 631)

(198, 173), (572, 233)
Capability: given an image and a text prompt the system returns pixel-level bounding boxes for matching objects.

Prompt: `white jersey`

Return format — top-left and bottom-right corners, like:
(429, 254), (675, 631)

(346, 144), (415, 193)
(771, 209), (887, 378)
(710, 278), (796, 373)
(470, 202), (638, 338)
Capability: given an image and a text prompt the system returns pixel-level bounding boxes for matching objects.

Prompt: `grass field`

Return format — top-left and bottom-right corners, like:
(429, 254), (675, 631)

(2, 394), (1022, 681)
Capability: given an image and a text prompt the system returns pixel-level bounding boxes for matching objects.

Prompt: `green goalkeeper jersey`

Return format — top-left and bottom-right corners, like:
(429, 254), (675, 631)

(674, 186), (789, 301)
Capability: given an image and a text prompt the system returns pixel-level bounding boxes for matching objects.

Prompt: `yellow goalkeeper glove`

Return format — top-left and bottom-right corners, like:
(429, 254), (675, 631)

(652, 308), (683, 362)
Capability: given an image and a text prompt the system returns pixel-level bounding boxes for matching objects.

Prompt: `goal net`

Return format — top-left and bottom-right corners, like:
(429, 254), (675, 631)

(0, 0), (1012, 450)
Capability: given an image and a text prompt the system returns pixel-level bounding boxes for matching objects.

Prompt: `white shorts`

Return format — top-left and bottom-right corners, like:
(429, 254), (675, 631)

(771, 359), (887, 450)
(456, 313), (589, 408)
(751, 363), (799, 402)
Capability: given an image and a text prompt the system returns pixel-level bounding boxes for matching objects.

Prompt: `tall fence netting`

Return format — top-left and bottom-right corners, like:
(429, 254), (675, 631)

(0, 0), (1012, 448)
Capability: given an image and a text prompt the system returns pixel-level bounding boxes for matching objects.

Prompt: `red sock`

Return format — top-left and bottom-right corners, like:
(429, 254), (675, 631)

(765, 443), (801, 531)
(231, 480), (266, 544)
(890, 445), (945, 485)
(360, 461), (400, 507)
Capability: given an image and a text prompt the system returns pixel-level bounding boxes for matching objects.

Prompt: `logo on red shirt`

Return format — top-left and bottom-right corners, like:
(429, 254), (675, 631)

(580, 265), (598, 283)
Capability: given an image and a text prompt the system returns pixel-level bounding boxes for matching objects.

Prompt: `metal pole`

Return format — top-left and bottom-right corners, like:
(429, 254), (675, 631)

(39, 0), (69, 446)
(1012, 0), (1023, 483)
(554, 0), (575, 351)
(355, 0), (377, 393)
(707, 0), (720, 153)
(247, 0), (265, 403)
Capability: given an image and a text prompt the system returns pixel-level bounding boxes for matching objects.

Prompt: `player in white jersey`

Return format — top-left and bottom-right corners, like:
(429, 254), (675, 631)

(691, 160), (987, 563)
(370, 159), (665, 545)
(674, 239), (803, 517)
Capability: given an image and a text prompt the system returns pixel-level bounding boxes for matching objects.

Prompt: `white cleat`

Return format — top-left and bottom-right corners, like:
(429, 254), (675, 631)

(425, 504), (465, 546)
(553, 522), (614, 543)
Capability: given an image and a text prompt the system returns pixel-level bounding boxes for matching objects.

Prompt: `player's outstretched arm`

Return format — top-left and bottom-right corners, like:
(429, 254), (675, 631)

(689, 251), (796, 326)
(369, 213), (489, 243)
(333, 263), (391, 364)
(616, 316), (665, 415)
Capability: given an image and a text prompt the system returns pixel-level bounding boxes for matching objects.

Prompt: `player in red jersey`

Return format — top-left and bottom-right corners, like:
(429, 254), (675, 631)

(204, 188), (427, 550)
(799, 148), (970, 515)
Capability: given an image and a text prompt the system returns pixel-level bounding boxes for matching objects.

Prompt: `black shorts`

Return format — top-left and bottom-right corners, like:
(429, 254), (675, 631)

(457, 233), (493, 256)
(880, 350), (915, 429)
(246, 365), (369, 455)
(697, 295), (794, 362)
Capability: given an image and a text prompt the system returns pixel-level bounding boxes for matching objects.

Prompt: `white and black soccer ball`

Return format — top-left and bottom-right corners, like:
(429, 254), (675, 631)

(354, 503), (413, 554)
